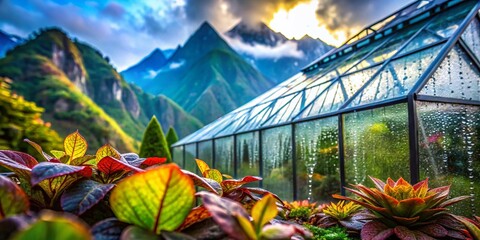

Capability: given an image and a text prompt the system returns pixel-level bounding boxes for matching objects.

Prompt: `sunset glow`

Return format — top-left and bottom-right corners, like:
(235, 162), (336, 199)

(268, 0), (352, 47)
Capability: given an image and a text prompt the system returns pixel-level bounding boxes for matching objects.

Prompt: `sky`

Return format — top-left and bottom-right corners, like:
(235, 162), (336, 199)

(0, 0), (413, 70)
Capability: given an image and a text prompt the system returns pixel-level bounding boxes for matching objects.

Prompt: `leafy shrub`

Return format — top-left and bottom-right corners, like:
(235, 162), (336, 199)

(304, 225), (353, 240)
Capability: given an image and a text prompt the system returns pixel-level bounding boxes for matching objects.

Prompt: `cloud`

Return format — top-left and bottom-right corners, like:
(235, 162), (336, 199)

(315, 0), (412, 34)
(101, 2), (126, 19)
(224, 35), (304, 59)
(224, 0), (310, 24)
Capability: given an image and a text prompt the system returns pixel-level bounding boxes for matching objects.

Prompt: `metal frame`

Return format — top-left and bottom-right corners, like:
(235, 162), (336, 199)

(170, 0), (480, 202)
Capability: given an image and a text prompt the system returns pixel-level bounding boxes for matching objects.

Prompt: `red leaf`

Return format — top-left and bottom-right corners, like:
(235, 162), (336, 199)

(97, 156), (143, 175)
(222, 176), (262, 192)
(394, 226), (435, 240)
(141, 157), (166, 167)
(361, 221), (394, 240)
(198, 191), (251, 240)
(182, 170), (222, 195)
(417, 223), (448, 238)
(0, 150), (38, 180)
(177, 206), (211, 231)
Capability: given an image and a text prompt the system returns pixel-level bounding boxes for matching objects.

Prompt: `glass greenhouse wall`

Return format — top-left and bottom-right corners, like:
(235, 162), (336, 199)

(173, 0), (480, 216)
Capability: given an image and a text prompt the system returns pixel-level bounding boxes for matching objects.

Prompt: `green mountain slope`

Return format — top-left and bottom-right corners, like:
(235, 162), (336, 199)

(0, 28), (202, 151)
(174, 49), (273, 123)
(137, 22), (274, 124)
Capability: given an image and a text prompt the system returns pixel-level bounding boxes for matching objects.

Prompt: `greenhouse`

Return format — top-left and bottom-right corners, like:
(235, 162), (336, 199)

(173, 0), (480, 216)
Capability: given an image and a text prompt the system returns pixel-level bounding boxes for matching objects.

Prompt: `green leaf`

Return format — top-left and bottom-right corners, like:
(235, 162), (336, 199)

(96, 144), (121, 164)
(61, 180), (115, 215)
(50, 150), (65, 159)
(0, 175), (29, 220)
(70, 155), (96, 166)
(251, 194), (277, 235)
(110, 164), (195, 234)
(11, 210), (91, 240)
(64, 131), (88, 164)
(205, 169), (223, 183)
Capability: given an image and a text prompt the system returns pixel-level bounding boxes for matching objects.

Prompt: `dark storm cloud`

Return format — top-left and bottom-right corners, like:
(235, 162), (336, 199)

(101, 2), (126, 19)
(315, 0), (411, 32)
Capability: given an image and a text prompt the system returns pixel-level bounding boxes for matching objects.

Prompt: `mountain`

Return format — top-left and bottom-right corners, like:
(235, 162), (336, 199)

(0, 28), (202, 151)
(132, 22), (274, 124)
(121, 48), (168, 84)
(225, 20), (333, 83)
(0, 30), (24, 57)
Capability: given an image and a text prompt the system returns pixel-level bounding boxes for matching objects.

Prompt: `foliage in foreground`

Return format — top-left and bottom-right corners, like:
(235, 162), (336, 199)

(0, 130), (312, 239)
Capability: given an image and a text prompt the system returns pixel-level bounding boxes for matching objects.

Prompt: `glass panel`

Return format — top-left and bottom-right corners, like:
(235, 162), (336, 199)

(172, 146), (184, 168)
(462, 17), (480, 60)
(353, 21), (427, 72)
(262, 92), (303, 127)
(427, 1), (474, 38)
(350, 44), (442, 107)
(214, 137), (234, 176)
(341, 66), (381, 98)
(215, 110), (250, 137)
(295, 117), (340, 202)
(198, 141), (213, 167)
(397, 30), (442, 55)
(236, 102), (274, 133)
(262, 126), (293, 201)
(336, 39), (388, 74)
(417, 102), (479, 216)
(420, 45), (480, 101)
(185, 144), (197, 173)
(343, 104), (410, 187)
(236, 132), (260, 187)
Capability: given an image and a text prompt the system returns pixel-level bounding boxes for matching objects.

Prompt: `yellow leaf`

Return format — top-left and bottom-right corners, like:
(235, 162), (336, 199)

(205, 169), (223, 183)
(235, 215), (257, 240)
(64, 131), (87, 164)
(195, 159), (210, 177)
(95, 144), (120, 164)
(251, 194), (278, 234)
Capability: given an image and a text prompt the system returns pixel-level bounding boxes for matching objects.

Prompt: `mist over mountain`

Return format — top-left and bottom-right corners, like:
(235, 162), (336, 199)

(225, 20), (333, 82)
(0, 30), (24, 57)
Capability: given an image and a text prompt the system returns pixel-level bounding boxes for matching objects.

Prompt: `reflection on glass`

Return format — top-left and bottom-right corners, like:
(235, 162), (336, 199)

(236, 132), (260, 187)
(198, 141), (213, 167)
(215, 137), (234, 176)
(262, 126), (293, 201)
(420, 45), (480, 101)
(343, 104), (410, 187)
(426, 1), (473, 38)
(350, 45), (442, 107)
(295, 117), (340, 202)
(172, 146), (184, 168)
(185, 144), (197, 173)
(417, 102), (479, 217)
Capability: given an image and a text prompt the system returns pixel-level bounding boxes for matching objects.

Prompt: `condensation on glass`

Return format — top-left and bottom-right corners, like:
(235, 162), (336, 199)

(214, 137), (234, 176)
(236, 132), (260, 185)
(417, 102), (479, 216)
(172, 146), (184, 168)
(343, 104), (410, 187)
(262, 125), (293, 201)
(198, 140), (213, 167)
(295, 117), (340, 202)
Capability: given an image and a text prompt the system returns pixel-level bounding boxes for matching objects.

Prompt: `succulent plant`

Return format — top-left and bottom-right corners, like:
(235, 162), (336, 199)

(334, 176), (472, 240)
(309, 200), (367, 234)
(284, 200), (319, 222)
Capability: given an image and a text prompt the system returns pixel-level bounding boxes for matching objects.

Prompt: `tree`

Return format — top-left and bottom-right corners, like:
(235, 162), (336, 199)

(139, 116), (171, 162)
(166, 127), (179, 149)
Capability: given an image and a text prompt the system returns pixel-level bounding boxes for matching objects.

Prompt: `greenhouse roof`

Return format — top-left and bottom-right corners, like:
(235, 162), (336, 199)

(174, 0), (480, 146)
